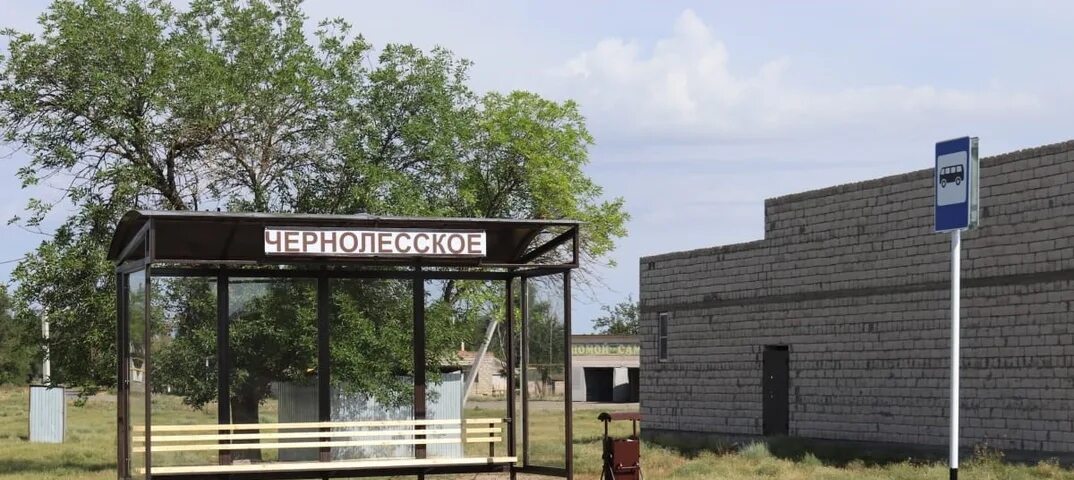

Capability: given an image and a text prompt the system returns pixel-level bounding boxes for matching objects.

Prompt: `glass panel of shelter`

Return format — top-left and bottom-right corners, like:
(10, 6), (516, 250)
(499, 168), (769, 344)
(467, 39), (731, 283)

(424, 278), (512, 462)
(228, 277), (318, 464)
(520, 272), (570, 474)
(329, 277), (417, 462)
(148, 276), (219, 470)
(127, 269), (148, 479)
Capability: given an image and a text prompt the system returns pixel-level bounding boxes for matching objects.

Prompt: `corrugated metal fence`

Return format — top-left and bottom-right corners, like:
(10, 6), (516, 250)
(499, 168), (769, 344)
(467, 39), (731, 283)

(426, 372), (463, 458)
(28, 385), (66, 443)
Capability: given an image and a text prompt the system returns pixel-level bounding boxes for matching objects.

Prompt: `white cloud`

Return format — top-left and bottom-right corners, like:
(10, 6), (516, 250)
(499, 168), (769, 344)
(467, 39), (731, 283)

(554, 9), (1040, 143)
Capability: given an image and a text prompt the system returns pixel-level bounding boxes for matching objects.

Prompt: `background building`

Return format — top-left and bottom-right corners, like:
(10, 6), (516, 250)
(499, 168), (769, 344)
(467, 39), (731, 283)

(571, 335), (639, 403)
(449, 335), (641, 403)
(446, 350), (507, 398)
(640, 140), (1074, 454)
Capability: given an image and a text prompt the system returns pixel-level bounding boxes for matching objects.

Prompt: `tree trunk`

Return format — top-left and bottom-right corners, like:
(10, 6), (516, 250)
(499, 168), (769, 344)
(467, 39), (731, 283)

(230, 392), (263, 462)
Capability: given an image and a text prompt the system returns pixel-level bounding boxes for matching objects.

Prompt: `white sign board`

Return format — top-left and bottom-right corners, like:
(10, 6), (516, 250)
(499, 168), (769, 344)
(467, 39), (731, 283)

(936, 151), (968, 206)
(265, 228), (486, 257)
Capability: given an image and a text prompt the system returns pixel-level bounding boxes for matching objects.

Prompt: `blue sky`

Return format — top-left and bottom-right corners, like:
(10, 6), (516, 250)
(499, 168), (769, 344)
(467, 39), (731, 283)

(2, 1), (1074, 332)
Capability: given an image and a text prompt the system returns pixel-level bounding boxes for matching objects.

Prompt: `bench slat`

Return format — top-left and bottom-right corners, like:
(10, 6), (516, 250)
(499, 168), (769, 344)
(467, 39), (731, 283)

(134, 418), (504, 433)
(135, 427), (501, 444)
(136, 436), (503, 453)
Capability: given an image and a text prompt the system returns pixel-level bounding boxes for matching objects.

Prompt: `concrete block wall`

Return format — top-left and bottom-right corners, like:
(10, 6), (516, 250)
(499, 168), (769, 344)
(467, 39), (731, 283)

(639, 140), (1074, 453)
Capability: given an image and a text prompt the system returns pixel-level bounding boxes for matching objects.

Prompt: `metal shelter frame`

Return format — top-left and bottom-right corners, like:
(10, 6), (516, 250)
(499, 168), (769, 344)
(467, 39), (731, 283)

(111, 211), (579, 480)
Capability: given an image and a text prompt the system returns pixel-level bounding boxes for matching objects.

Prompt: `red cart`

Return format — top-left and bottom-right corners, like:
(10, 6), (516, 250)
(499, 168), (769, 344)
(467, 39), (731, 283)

(598, 412), (642, 480)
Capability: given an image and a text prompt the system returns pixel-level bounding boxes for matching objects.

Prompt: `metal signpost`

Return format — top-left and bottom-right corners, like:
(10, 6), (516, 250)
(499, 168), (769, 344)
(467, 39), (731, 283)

(934, 136), (979, 480)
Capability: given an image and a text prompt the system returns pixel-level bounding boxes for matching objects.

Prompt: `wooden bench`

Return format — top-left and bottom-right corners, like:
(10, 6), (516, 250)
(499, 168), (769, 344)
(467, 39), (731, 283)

(132, 418), (515, 478)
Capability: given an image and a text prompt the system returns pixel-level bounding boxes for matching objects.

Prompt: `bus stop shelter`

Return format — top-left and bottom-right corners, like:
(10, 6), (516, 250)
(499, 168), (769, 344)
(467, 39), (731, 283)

(110, 210), (578, 479)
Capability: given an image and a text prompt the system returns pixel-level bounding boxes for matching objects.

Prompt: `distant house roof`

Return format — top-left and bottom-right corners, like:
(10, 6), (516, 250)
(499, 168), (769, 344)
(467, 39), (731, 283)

(572, 334), (639, 345)
(448, 350), (504, 368)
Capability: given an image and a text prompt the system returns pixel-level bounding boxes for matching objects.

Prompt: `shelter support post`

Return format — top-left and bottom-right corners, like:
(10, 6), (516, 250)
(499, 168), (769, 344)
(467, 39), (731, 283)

(564, 270), (573, 479)
(144, 267), (153, 476)
(117, 272), (129, 479)
(216, 273), (232, 466)
(506, 277), (517, 480)
(413, 268), (427, 480)
(520, 277), (530, 467)
(318, 274), (331, 469)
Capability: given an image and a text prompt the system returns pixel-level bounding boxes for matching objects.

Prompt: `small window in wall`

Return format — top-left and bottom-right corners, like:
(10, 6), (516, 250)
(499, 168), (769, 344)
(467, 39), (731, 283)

(658, 312), (669, 361)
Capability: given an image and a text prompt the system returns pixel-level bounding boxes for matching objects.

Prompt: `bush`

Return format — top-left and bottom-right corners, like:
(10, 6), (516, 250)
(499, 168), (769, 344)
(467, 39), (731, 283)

(801, 452), (824, 467)
(739, 442), (773, 461)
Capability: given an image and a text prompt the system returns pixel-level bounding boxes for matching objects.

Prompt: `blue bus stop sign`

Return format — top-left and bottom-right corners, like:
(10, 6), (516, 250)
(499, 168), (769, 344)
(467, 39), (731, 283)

(935, 137), (979, 232)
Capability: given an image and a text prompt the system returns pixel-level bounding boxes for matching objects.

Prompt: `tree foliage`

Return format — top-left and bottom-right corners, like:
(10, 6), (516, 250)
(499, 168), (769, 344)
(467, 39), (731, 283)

(8, 226), (114, 388)
(0, 0), (627, 412)
(0, 285), (39, 385)
(593, 296), (639, 335)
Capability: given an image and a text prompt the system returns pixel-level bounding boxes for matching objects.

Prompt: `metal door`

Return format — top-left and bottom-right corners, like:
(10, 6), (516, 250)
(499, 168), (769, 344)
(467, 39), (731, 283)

(762, 346), (789, 436)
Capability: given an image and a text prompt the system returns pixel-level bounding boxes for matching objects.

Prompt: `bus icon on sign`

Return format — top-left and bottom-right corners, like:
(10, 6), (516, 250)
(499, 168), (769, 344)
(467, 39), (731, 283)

(939, 164), (963, 188)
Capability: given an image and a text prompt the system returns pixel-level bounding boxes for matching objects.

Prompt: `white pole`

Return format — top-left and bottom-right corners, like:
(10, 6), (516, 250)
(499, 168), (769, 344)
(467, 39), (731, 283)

(950, 229), (961, 479)
(41, 314), (50, 384)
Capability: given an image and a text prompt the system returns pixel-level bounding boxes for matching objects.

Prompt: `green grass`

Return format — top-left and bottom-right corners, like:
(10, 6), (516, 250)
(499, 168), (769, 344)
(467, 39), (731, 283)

(0, 387), (114, 480)
(2, 386), (1074, 479)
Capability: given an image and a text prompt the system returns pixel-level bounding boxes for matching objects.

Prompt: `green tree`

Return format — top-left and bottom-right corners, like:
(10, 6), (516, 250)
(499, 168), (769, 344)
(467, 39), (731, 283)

(8, 225), (113, 389)
(0, 285), (39, 385)
(151, 278), (218, 408)
(593, 296), (639, 335)
(522, 286), (566, 398)
(0, 0), (627, 427)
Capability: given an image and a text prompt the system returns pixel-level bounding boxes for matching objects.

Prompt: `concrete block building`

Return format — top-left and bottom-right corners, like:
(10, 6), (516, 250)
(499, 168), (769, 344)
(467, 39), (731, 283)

(639, 140), (1074, 454)
(571, 335), (640, 403)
